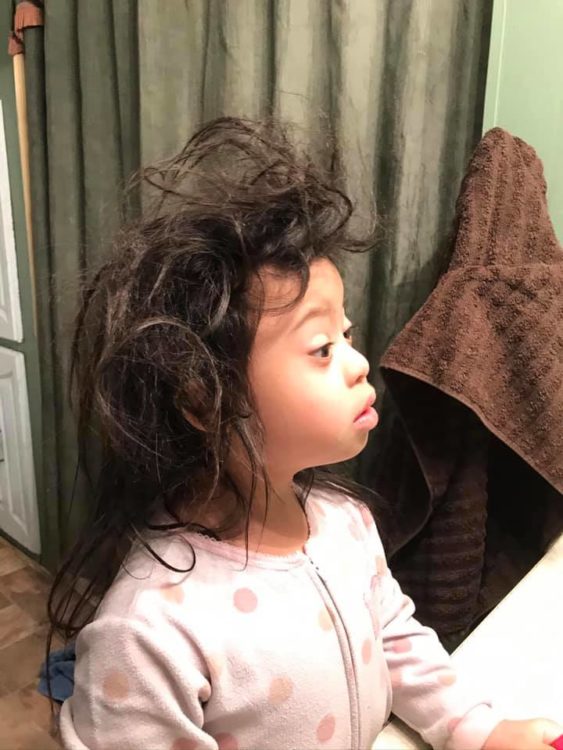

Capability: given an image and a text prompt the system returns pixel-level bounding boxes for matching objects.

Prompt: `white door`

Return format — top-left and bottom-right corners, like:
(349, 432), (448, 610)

(0, 346), (39, 553)
(0, 99), (39, 553)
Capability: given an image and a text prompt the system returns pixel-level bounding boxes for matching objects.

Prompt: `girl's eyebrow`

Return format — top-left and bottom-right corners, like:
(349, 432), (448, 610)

(291, 303), (343, 333)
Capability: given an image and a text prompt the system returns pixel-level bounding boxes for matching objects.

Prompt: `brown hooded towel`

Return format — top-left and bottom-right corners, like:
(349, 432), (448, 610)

(378, 127), (563, 643)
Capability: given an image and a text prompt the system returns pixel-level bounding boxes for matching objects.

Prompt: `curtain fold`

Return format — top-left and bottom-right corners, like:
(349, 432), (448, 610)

(20, 0), (491, 570)
(137, 0), (493, 542)
(21, 0), (139, 569)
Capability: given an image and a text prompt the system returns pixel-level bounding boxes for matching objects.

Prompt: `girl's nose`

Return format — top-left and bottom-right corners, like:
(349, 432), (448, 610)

(347, 345), (370, 384)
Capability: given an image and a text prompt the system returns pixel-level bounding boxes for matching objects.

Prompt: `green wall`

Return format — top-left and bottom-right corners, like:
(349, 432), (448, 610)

(483, 0), (563, 241)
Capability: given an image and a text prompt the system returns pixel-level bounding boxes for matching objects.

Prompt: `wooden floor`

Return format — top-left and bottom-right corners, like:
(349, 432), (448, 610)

(0, 535), (63, 749)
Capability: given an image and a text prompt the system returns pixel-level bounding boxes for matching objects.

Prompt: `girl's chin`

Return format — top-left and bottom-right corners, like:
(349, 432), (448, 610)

(284, 427), (375, 470)
(320, 441), (372, 468)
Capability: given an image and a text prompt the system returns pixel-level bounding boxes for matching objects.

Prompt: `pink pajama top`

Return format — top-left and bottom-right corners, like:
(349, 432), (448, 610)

(59, 488), (502, 749)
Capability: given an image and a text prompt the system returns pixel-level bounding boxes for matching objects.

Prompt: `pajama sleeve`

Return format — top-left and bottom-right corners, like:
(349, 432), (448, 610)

(360, 507), (504, 750)
(59, 614), (217, 750)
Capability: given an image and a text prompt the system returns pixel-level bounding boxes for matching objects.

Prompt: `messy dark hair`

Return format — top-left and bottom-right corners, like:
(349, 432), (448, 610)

(45, 116), (379, 712)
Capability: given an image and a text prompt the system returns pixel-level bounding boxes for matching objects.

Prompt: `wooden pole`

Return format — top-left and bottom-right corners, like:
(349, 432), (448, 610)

(12, 52), (38, 339)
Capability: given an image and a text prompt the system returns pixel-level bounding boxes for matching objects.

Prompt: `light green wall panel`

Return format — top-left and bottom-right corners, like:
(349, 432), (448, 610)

(483, 0), (563, 241)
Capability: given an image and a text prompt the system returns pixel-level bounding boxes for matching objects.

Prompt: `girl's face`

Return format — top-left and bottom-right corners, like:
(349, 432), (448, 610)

(248, 258), (378, 476)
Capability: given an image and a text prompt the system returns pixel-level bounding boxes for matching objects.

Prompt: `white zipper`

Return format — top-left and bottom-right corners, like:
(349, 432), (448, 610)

(306, 555), (360, 749)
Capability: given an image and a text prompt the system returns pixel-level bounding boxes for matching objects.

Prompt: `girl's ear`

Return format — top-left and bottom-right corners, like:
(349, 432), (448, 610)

(181, 408), (205, 432)
(175, 380), (213, 433)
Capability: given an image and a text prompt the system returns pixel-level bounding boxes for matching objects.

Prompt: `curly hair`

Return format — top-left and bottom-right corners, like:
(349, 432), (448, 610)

(46, 117), (379, 701)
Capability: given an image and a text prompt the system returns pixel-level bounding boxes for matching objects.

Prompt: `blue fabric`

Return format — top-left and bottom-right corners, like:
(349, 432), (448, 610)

(37, 641), (76, 703)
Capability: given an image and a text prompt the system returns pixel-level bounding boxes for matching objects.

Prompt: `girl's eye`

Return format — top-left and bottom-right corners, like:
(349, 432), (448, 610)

(344, 324), (356, 343)
(311, 325), (356, 359)
(312, 343), (333, 359)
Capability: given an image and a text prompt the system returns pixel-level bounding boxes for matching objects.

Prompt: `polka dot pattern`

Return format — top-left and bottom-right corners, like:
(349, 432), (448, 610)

(390, 671), (403, 690)
(360, 505), (373, 529)
(447, 717), (464, 736)
(171, 739), (199, 750)
(361, 638), (372, 665)
(316, 714), (336, 743)
(349, 521), (363, 541)
(438, 671), (457, 686)
(160, 583), (185, 604)
(233, 587), (258, 613)
(268, 676), (294, 705)
(102, 670), (129, 701)
(318, 607), (333, 631)
(392, 638), (413, 654)
(207, 654), (224, 683)
(215, 733), (239, 750)
(376, 556), (387, 576)
(369, 606), (380, 637)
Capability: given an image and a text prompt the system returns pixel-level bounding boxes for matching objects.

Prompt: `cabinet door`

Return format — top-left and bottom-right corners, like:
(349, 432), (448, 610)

(483, 0), (563, 240)
(0, 346), (39, 553)
(0, 100), (23, 342)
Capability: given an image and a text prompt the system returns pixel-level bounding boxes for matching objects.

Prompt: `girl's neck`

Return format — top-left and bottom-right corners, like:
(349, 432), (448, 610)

(230, 483), (310, 555)
(189, 478), (310, 556)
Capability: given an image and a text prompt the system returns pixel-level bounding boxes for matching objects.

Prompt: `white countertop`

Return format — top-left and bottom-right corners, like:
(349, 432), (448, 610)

(373, 531), (563, 749)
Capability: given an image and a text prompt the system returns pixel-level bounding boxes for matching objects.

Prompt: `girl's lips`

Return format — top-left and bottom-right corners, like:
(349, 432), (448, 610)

(353, 406), (379, 429)
(354, 390), (377, 421)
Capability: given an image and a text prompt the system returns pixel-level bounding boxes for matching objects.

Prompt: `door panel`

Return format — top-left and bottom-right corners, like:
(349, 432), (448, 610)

(0, 346), (40, 553)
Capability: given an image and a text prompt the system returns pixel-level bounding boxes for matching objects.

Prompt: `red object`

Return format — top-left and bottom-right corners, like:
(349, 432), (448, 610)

(550, 735), (563, 750)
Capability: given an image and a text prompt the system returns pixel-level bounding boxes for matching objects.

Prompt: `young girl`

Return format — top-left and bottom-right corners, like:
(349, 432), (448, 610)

(49, 117), (562, 750)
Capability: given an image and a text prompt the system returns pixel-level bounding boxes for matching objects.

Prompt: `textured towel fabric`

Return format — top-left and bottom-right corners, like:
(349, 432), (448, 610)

(378, 127), (563, 640)
(38, 642), (77, 703)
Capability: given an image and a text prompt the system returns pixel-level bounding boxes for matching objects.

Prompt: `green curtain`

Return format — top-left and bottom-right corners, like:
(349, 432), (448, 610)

(23, 0), (491, 571)
(137, 0), (493, 509)
(23, 0), (139, 570)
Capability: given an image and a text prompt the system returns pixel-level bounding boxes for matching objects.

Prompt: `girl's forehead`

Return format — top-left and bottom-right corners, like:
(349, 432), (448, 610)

(253, 259), (345, 339)
(259, 258), (343, 307)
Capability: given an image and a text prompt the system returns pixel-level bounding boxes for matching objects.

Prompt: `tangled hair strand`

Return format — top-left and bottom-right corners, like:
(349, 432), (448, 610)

(45, 116), (380, 716)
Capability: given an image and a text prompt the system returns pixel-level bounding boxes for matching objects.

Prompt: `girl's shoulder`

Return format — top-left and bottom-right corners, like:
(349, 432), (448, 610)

(93, 532), (205, 623)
